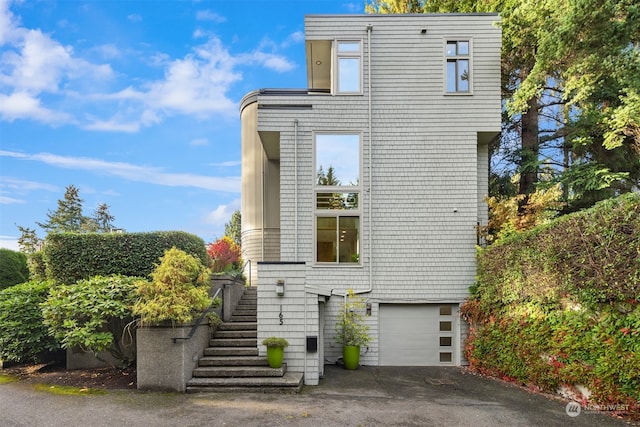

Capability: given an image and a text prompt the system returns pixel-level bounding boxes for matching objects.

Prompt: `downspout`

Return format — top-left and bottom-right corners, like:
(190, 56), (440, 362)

(294, 119), (299, 262)
(339, 24), (373, 299)
(261, 144), (265, 261)
(365, 23), (373, 294)
(298, 118), (306, 381)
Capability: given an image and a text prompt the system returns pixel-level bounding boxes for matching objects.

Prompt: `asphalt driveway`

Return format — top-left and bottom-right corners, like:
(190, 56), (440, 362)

(0, 365), (632, 426)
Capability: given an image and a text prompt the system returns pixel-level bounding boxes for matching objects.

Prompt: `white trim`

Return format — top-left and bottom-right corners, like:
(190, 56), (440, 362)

(312, 131), (363, 266)
(333, 39), (363, 95)
(443, 38), (473, 95)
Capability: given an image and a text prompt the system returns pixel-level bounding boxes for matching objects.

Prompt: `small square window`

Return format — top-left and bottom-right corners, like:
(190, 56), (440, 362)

(440, 337), (452, 347)
(440, 352), (453, 363)
(439, 305), (452, 316)
(439, 321), (452, 332)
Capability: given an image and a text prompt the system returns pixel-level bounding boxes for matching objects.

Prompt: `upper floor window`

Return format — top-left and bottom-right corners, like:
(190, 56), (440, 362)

(445, 40), (470, 93)
(315, 133), (361, 264)
(335, 41), (362, 94)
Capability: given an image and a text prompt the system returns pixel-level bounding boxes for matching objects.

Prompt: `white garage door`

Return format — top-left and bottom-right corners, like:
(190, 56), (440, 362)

(379, 304), (457, 366)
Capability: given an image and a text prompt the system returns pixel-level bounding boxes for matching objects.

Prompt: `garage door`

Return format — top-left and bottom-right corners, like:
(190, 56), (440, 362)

(379, 304), (457, 366)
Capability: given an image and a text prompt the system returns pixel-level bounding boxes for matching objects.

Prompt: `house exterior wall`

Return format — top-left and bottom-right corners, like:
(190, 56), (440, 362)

(243, 14), (501, 374)
(257, 262), (322, 385)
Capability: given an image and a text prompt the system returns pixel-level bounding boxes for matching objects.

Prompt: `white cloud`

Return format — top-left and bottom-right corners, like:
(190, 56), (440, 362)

(196, 10), (226, 23)
(210, 160), (241, 167)
(204, 198), (240, 226)
(127, 14), (142, 22)
(0, 3), (295, 131)
(0, 92), (74, 123)
(0, 195), (25, 204)
(92, 43), (121, 59)
(0, 237), (20, 251)
(344, 2), (362, 13)
(190, 137), (209, 146)
(0, 0), (19, 45)
(1, 27), (113, 94)
(0, 177), (58, 193)
(281, 31), (304, 48)
(83, 117), (141, 133)
(0, 150), (241, 193)
(241, 51), (295, 72)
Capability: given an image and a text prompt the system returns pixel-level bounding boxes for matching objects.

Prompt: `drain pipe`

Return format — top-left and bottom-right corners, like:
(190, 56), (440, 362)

(294, 119), (299, 262)
(366, 23), (373, 295)
(335, 24), (374, 300)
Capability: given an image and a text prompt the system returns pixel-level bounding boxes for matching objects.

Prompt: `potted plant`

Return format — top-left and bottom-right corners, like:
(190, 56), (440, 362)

(335, 289), (371, 370)
(262, 337), (289, 368)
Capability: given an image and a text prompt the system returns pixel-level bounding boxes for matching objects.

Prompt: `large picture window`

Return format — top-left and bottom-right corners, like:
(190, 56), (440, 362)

(315, 133), (361, 264)
(445, 40), (470, 93)
(335, 41), (362, 94)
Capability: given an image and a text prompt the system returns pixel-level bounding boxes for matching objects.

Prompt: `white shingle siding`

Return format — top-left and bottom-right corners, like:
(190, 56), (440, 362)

(246, 14), (500, 373)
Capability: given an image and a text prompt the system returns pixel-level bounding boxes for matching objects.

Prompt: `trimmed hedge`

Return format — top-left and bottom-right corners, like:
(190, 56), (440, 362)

(43, 231), (208, 284)
(464, 194), (640, 418)
(0, 281), (60, 363)
(0, 248), (29, 290)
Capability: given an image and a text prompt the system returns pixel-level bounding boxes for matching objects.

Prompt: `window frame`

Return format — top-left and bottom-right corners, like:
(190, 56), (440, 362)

(313, 132), (363, 266)
(444, 39), (472, 95)
(334, 39), (363, 95)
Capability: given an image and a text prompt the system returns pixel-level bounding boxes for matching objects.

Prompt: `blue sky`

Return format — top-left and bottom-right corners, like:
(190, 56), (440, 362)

(0, 0), (362, 251)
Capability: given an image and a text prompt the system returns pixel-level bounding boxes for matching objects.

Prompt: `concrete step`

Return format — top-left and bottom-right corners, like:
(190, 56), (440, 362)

(186, 371), (303, 394)
(231, 315), (257, 322)
(193, 365), (286, 378)
(210, 338), (257, 347)
(198, 356), (269, 367)
(214, 330), (257, 339)
(218, 322), (256, 331)
(233, 309), (257, 316)
(204, 347), (259, 357)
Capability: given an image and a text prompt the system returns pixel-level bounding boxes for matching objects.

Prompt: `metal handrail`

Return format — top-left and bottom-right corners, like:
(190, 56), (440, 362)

(171, 287), (222, 343)
(240, 259), (251, 287)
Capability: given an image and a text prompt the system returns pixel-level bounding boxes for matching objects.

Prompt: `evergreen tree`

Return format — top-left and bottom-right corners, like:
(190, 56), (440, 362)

(16, 225), (43, 254)
(90, 203), (116, 232)
(224, 210), (242, 247)
(37, 185), (86, 233)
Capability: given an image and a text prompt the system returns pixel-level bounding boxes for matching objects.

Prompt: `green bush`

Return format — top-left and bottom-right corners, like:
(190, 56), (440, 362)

(465, 194), (640, 419)
(0, 281), (60, 363)
(27, 250), (47, 282)
(476, 193), (640, 310)
(41, 275), (139, 367)
(43, 231), (207, 284)
(133, 247), (212, 326)
(0, 248), (29, 290)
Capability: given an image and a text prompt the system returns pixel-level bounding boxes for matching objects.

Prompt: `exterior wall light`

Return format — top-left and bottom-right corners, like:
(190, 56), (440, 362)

(276, 279), (285, 296)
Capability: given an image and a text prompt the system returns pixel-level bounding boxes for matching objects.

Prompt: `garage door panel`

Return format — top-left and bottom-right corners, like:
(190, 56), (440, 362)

(379, 304), (456, 366)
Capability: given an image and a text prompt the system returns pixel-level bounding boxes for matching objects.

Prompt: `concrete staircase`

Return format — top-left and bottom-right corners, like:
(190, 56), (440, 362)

(186, 287), (303, 393)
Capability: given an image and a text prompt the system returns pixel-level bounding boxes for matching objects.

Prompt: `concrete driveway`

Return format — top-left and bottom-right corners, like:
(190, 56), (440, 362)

(0, 365), (632, 426)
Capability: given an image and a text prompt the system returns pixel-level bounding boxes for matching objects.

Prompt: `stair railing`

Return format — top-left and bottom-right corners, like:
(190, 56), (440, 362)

(171, 286), (223, 343)
(240, 259), (252, 287)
